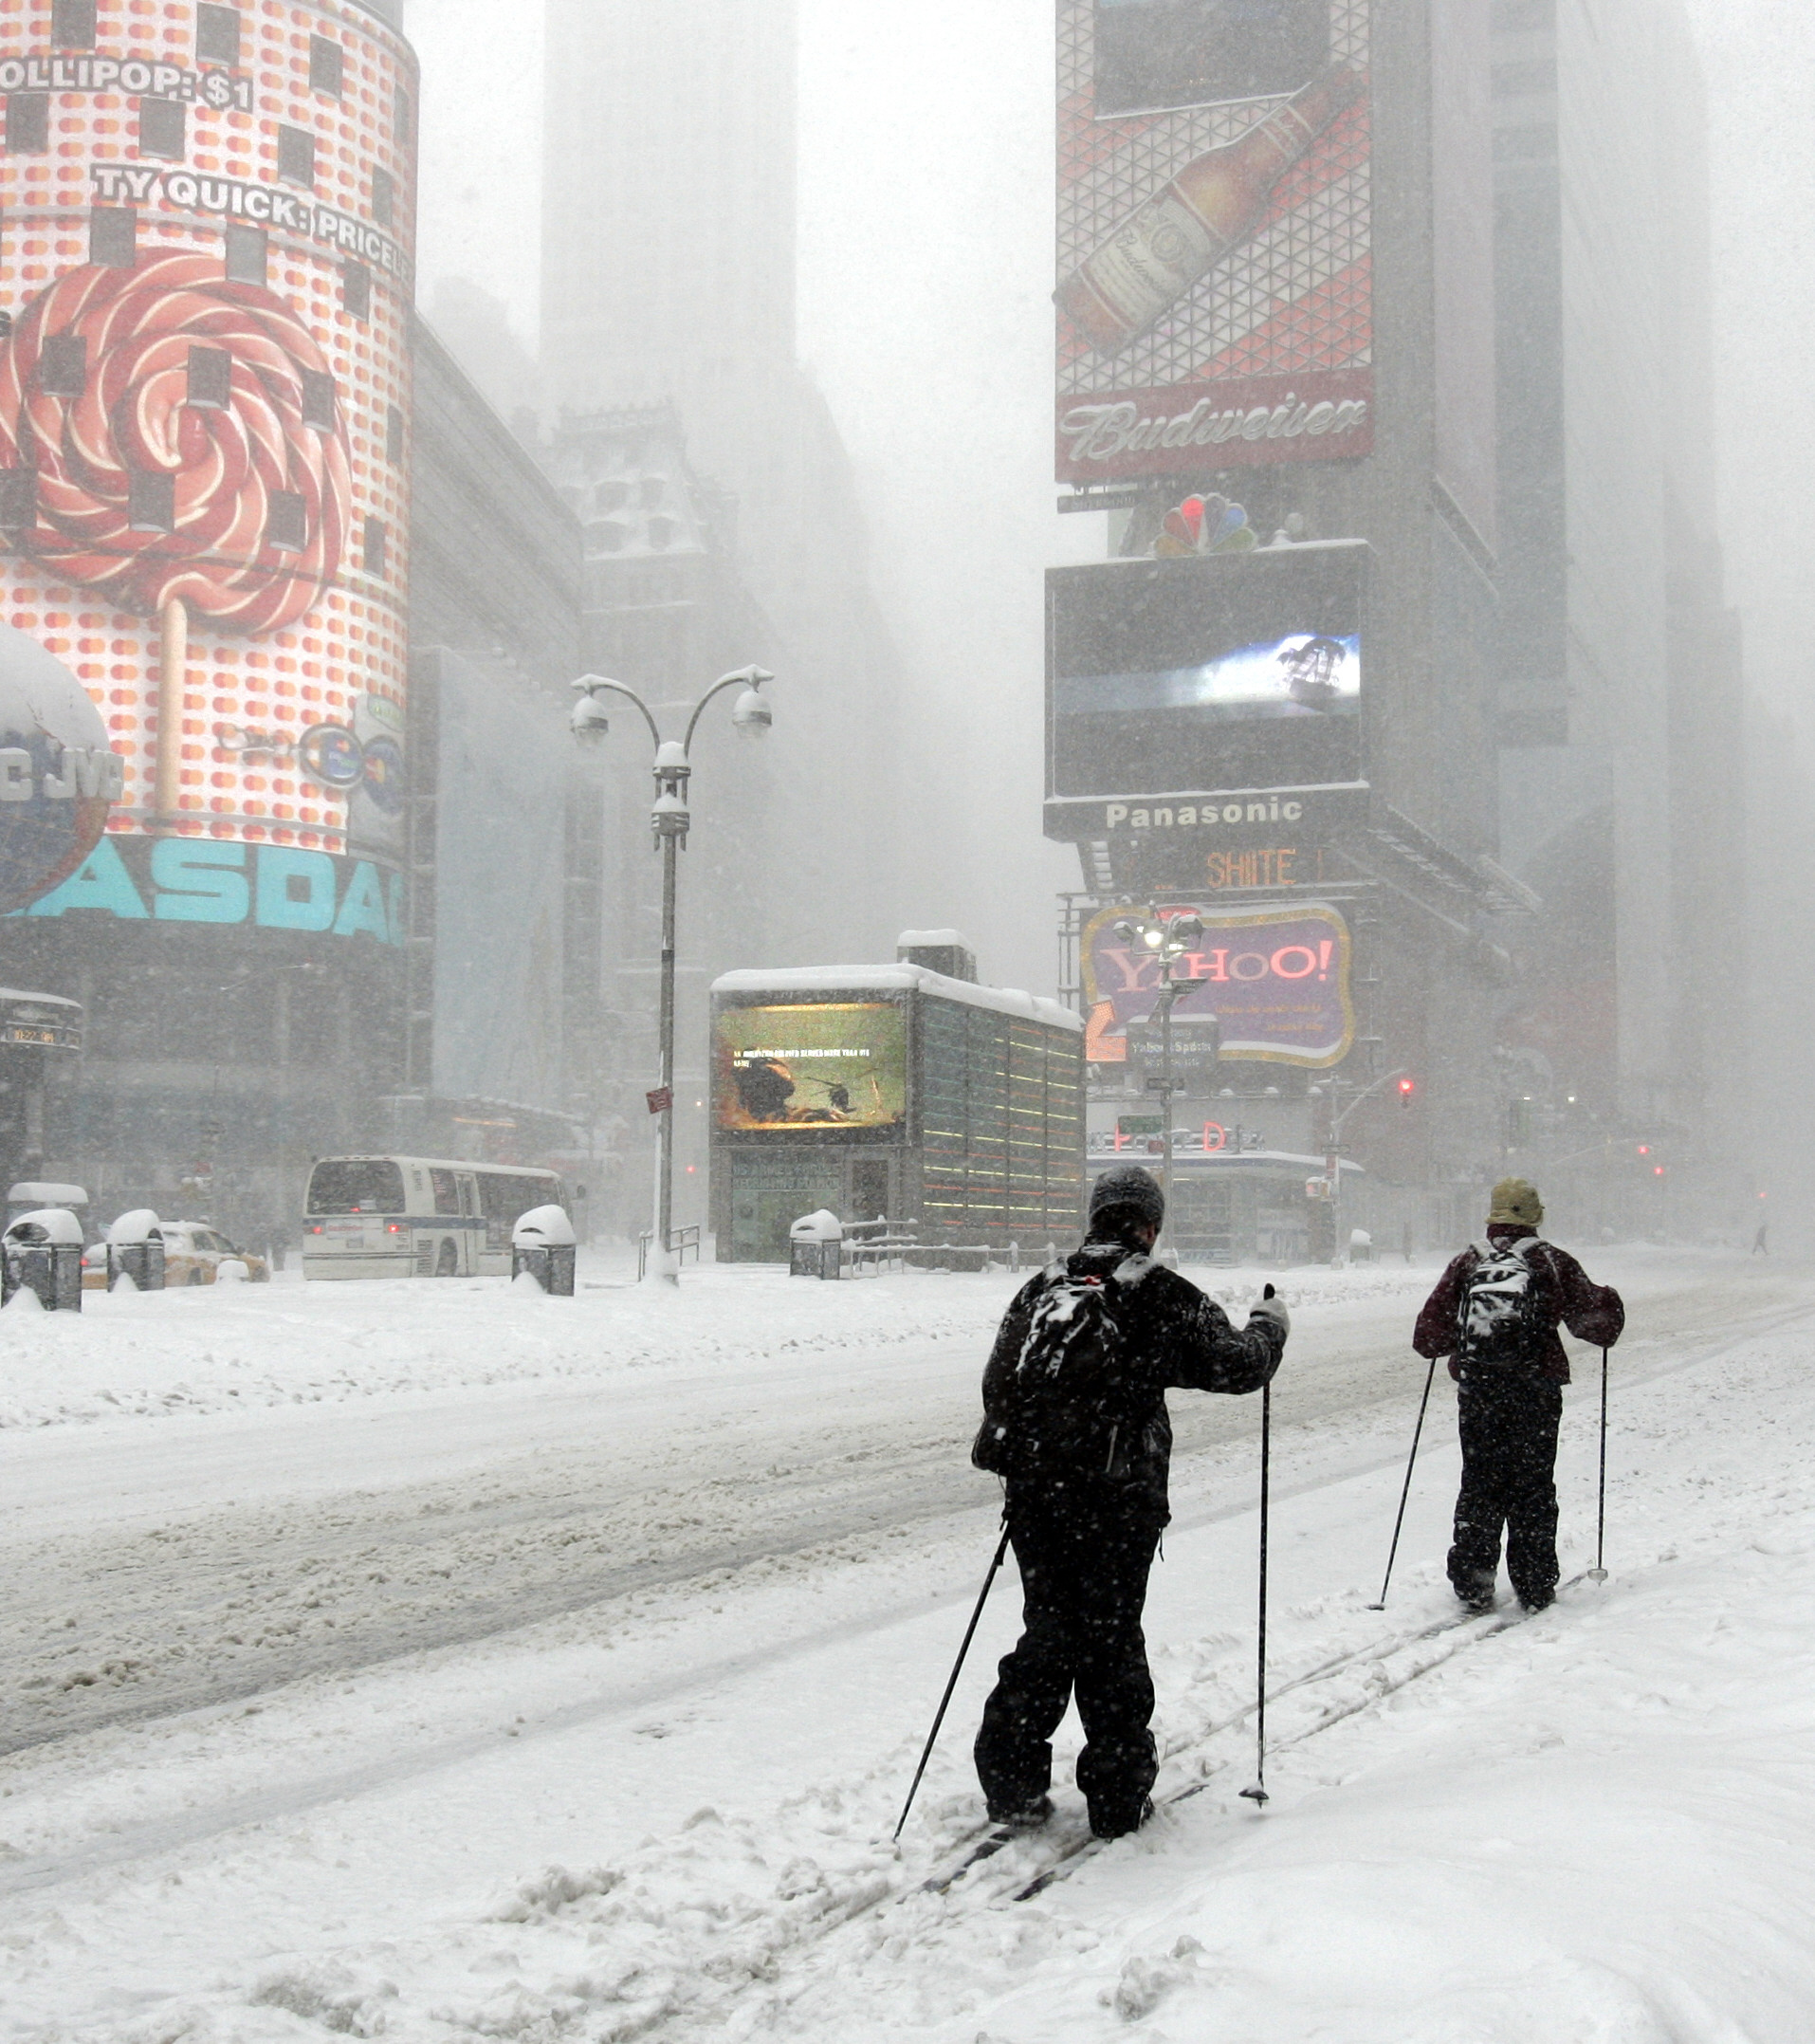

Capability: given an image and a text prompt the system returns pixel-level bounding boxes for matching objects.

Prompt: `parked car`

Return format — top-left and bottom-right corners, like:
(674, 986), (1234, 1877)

(161, 1224), (268, 1287)
(82, 1223), (268, 1290)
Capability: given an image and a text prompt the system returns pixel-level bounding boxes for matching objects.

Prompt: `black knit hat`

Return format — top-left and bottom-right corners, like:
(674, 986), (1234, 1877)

(1088, 1163), (1165, 1230)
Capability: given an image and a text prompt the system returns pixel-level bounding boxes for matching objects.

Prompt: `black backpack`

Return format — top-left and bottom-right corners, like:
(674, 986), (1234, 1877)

(1454, 1238), (1549, 1371)
(973, 1257), (1146, 1482)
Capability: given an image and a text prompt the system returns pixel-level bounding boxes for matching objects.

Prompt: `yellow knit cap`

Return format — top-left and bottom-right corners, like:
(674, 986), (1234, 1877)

(1488, 1177), (1543, 1226)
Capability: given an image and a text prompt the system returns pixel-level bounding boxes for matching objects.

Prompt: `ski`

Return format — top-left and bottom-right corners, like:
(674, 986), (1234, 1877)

(926, 1604), (1517, 1906)
(1011, 1574), (1597, 1903)
(921, 1822), (1019, 1895)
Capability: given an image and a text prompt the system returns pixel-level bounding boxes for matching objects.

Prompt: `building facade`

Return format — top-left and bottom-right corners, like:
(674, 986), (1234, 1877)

(1490, 0), (1745, 1228)
(0, 0), (418, 1248)
(401, 315), (584, 1176)
(1053, 0), (1517, 1249)
(1051, 0), (1744, 1249)
(539, 0), (908, 1247)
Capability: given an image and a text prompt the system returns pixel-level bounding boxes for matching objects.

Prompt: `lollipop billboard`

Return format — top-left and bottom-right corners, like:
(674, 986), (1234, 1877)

(0, 0), (415, 940)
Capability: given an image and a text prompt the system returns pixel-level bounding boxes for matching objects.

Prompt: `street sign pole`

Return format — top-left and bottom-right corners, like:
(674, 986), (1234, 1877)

(1158, 975), (1184, 1257)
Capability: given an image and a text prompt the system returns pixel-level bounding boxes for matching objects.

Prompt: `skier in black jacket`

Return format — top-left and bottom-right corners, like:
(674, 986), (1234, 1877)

(971, 1164), (1288, 1839)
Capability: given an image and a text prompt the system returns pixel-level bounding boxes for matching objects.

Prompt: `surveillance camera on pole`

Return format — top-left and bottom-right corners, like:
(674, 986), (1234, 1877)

(569, 693), (612, 744)
(725, 664), (776, 736)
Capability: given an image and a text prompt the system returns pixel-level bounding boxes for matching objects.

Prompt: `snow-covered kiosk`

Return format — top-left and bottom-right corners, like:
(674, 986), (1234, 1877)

(709, 939), (1085, 1262)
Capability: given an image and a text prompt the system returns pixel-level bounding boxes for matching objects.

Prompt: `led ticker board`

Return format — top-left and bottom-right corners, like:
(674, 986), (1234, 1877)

(714, 1003), (909, 1138)
(1045, 539), (1368, 842)
(0, 0), (416, 889)
(1093, 0), (1332, 117)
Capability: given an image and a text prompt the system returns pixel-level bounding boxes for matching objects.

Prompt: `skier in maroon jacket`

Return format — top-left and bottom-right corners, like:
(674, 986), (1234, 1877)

(1414, 1178), (1624, 1613)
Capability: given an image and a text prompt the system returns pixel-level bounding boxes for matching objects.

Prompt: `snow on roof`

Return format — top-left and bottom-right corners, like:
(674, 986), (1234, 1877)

(7, 1181), (88, 1206)
(896, 930), (972, 950)
(0, 988), (81, 1011)
(711, 964), (1083, 1033)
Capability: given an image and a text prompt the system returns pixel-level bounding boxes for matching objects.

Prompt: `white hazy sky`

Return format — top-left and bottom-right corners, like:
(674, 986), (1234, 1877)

(405, 0), (1807, 994)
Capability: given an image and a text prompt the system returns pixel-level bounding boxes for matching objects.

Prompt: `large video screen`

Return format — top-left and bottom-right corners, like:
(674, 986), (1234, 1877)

(714, 1004), (908, 1136)
(1047, 542), (1366, 800)
(1094, 0), (1331, 116)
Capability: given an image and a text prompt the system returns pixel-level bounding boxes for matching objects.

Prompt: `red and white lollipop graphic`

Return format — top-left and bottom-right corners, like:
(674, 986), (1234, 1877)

(0, 250), (352, 634)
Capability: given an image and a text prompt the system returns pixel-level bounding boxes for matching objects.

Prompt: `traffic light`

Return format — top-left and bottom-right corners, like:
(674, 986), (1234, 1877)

(1397, 1076), (1417, 1108)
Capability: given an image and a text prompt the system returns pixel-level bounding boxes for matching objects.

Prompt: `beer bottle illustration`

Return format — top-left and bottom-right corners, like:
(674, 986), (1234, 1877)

(1058, 64), (1365, 356)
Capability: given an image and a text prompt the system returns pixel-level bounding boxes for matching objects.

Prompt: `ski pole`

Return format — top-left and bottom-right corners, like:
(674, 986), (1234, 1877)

(1240, 1317), (1274, 1809)
(1589, 1345), (1609, 1581)
(892, 1523), (1011, 1842)
(1367, 1355), (1439, 1611)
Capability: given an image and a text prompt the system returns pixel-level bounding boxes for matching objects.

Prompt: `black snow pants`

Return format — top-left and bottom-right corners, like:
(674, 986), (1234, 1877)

(1449, 1371), (1564, 1606)
(974, 1494), (1161, 1834)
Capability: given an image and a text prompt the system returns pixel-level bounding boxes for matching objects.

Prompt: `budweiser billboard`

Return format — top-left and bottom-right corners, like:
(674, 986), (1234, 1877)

(0, 0), (417, 893)
(1057, 0), (1374, 486)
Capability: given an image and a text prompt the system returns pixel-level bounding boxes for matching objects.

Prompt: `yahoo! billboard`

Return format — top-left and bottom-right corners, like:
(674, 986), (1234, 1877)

(1081, 901), (1352, 1068)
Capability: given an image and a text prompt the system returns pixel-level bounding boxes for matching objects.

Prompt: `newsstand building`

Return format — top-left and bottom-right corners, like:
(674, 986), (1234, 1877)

(709, 940), (1084, 1262)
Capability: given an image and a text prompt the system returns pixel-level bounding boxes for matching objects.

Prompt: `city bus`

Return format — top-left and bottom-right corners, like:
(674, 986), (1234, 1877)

(302, 1156), (567, 1281)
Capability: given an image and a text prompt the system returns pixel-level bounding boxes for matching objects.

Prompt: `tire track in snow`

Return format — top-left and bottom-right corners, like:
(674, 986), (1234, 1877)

(0, 1274), (1795, 1761)
(0, 1283), (1806, 1900)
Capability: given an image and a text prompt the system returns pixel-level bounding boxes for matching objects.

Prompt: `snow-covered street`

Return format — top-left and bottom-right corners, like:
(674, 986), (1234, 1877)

(4, 1249), (1813, 2039)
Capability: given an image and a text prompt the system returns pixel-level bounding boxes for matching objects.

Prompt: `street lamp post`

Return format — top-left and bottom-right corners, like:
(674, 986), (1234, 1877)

(1155, 973), (1184, 1249)
(1112, 906), (1207, 1260)
(571, 665), (774, 1284)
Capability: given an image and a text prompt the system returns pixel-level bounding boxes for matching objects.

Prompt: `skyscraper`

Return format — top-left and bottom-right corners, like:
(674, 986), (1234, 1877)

(1491, 0), (1744, 1209)
(541, 0), (797, 451)
(541, 0), (901, 969)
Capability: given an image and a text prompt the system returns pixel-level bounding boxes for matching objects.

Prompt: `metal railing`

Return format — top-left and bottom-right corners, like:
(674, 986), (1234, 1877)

(636, 1224), (702, 1280)
(841, 1222), (1043, 1278)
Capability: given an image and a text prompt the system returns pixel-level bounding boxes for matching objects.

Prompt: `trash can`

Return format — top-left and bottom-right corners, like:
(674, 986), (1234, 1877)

(1348, 1227), (1374, 1263)
(511, 1205), (578, 1296)
(4, 1206), (84, 1312)
(789, 1208), (844, 1280)
(106, 1208), (166, 1294)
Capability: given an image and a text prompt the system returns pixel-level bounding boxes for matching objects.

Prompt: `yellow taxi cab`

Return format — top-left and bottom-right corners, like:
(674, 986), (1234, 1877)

(160, 1223), (270, 1287)
(81, 1222), (270, 1290)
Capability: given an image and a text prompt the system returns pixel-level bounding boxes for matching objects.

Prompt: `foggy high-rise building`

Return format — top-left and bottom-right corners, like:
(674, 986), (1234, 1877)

(540, 0), (901, 946)
(540, 0), (905, 1239)
(1492, 0), (1745, 1207)
(541, 0), (796, 451)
